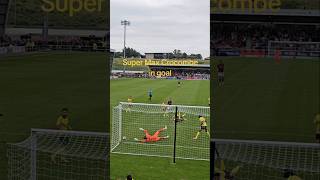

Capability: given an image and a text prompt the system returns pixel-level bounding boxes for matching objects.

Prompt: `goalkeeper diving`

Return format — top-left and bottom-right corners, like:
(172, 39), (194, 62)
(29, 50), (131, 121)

(134, 126), (169, 143)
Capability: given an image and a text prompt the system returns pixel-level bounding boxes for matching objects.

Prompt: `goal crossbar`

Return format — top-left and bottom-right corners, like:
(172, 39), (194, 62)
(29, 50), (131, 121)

(7, 129), (109, 180)
(213, 138), (320, 173)
(9, 129), (109, 160)
(120, 102), (211, 109)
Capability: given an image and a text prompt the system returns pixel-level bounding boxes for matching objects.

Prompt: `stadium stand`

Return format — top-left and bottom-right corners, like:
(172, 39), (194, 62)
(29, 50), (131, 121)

(111, 64), (210, 80)
(1, 28), (108, 54)
(211, 9), (320, 58)
(1, 1), (109, 54)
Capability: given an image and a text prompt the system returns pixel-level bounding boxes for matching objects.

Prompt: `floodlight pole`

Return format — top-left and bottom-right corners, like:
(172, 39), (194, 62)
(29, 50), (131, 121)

(121, 20), (130, 58)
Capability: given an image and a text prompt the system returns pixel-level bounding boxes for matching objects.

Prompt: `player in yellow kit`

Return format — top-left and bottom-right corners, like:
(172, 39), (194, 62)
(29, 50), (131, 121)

(52, 108), (72, 163)
(214, 159), (240, 180)
(284, 169), (302, 180)
(288, 175), (302, 180)
(174, 112), (186, 123)
(126, 96), (133, 112)
(193, 115), (210, 139)
(314, 113), (320, 143)
(127, 96), (133, 103)
(56, 108), (72, 130)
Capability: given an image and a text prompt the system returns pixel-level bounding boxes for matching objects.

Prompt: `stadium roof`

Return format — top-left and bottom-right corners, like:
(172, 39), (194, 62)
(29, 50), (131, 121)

(211, 9), (320, 24)
(144, 52), (170, 54)
(5, 28), (107, 37)
(148, 64), (210, 68)
(112, 70), (145, 74)
(211, 9), (320, 16)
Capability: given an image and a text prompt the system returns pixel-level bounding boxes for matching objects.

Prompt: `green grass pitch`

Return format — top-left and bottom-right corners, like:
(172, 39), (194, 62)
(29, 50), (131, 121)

(1, 53), (318, 179)
(212, 57), (319, 143)
(212, 57), (319, 179)
(110, 79), (210, 180)
(0, 52), (108, 179)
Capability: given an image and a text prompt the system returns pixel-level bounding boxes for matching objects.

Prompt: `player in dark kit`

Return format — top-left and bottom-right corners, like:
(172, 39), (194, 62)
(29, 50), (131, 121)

(148, 89), (153, 101)
(217, 60), (224, 86)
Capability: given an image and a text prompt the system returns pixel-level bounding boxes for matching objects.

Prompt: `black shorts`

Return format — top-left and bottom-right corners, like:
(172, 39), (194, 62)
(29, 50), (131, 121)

(316, 133), (320, 140)
(200, 126), (207, 131)
(59, 136), (70, 145)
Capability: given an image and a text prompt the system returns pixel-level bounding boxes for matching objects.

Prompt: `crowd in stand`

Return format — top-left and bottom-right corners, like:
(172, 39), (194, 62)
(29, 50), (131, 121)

(0, 34), (107, 52)
(211, 24), (320, 50)
(111, 69), (210, 80)
(171, 70), (210, 80)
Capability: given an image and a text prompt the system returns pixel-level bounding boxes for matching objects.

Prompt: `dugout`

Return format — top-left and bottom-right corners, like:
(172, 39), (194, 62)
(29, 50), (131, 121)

(148, 64), (210, 79)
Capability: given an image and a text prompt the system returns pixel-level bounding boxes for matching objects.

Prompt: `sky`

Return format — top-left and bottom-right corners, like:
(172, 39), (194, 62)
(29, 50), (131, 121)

(111, 0), (210, 58)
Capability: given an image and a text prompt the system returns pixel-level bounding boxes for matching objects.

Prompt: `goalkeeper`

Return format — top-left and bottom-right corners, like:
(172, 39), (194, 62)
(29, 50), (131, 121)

(193, 115), (210, 139)
(134, 126), (169, 143)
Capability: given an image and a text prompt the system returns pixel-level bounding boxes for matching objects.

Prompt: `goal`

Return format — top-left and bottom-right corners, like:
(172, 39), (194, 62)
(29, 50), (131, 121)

(212, 139), (320, 180)
(267, 41), (320, 58)
(7, 129), (109, 180)
(111, 102), (210, 161)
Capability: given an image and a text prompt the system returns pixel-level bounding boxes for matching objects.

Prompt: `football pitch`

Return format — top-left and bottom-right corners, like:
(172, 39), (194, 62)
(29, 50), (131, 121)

(212, 57), (319, 143)
(0, 54), (318, 179)
(211, 57), (319, 179)
(110, 79), (210, 180)
(0, 52), (108, 179)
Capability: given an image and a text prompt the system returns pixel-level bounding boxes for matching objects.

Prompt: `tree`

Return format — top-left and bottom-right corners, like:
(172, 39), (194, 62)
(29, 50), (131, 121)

(189, 54), (202, 60)
(167, 53), (175, 59)
(196, 54), (202, 60)
(173, 49), (182, 58)
(123, 47), (141, 58)
(114, 52), (123, 58)
(182, 53), (188, 58)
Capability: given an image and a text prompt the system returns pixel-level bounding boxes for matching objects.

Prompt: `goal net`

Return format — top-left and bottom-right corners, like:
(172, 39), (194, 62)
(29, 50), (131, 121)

(267, 41), (320, 58)
(7, 129), (109, 180)
(213, 139), (320, 180)
(111, 102), (210, 161)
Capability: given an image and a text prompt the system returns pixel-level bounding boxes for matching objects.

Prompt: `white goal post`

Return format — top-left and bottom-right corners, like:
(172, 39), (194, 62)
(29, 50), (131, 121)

(7, 129), (109, 180)
(212, 138), (320, 179)
(267, 41), (320, 58)
(111, 102), (210, 161)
